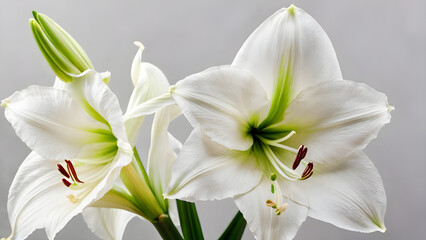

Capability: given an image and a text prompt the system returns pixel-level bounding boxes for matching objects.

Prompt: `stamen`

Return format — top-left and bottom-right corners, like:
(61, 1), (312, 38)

(263, 144), (299, 181)
(257, 135), (298, 153)
(266, 200), (277, 208)
(269, 131), (296, 143)
(62, 178), (71, 187)
(276, 203), (289, 215)
(292, 145), (308, 170)
(65, 160), (84, 183)
(266, 173), (289, 216)
(57, 164), (70, 178)
(300, 162), (314, 180)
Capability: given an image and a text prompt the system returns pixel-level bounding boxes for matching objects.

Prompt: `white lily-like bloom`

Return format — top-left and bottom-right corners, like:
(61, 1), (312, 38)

(81, 42), (181, 240)
(1, 70), (133, 240)
(162, 5), (392, 240)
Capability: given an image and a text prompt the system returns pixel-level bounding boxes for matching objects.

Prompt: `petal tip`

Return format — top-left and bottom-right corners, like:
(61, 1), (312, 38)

(287, 4), (298, 15)
(387, 104), (395, 113)
(133, 41), (145, 51)
(1, 98), (9, 108)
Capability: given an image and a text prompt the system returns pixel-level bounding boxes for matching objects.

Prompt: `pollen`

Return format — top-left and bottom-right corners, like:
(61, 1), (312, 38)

(67, 194), (79, 204)
(275, 203), (289, 215)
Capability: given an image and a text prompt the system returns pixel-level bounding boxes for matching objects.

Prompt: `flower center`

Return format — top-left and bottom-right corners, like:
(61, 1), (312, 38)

(249, 127), (314, 181)
(58, 160), (85, 204)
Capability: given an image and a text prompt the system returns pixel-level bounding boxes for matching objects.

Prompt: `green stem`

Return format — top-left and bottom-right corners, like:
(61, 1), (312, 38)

(218, 211), (247, 240)
(153, 214), (183, 240)
(176, 200), (204, 240)
(133, 147), (152, 190)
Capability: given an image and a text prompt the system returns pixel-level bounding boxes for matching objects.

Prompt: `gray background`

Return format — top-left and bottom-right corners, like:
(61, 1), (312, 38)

(0, 0), (424, 239)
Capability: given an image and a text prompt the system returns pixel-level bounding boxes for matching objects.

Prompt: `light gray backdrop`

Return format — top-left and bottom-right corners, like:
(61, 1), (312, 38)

(0, 0), (424, 239)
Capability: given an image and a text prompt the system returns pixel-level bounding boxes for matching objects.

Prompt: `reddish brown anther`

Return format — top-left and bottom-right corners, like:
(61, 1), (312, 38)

(62, 178), (71, 187)
(65, 160), (84, 183)
(57, 164), (70, 178)
(301, 162), (314, 180)
(292, 145), (308, 170)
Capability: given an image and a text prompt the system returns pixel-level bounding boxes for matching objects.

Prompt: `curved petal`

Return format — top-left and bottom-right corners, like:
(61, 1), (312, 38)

(173, 65), (270, 151)
(283, 151), (386, 232)
(125, 42), (171, 144)
(130, 41), (145, 87)
(234, 177), (308, 240)
(77, 72), (129, 143)
(82, 208), (137, 240)
(5, 148), (131, 240)
(232, 5), (342, 99)
(2, 85), (110, 160)
(166, 128), (263, 201)
(279, 80), (392, 164)
(147, 104), (181, 202)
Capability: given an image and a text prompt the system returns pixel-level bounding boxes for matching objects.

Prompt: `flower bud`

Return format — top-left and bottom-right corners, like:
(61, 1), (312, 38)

(30, 11), (94, 82)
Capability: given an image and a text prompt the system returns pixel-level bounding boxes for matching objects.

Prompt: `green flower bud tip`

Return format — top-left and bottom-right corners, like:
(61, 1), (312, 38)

(30, 11), (94, 82)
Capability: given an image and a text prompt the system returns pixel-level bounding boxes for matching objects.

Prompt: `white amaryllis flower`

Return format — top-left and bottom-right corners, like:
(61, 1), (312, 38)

(1, 71), (133, 240)
(81, 42), (181, 240)
(163, 5), (392, 240)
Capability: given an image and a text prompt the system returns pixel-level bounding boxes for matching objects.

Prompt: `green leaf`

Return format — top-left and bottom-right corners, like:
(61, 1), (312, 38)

(176, 200), (204, 240)
(218, 211), (247, 240)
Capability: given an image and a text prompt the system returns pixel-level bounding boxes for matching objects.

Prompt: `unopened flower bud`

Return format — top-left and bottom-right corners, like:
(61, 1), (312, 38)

(30, 11), (94, 82)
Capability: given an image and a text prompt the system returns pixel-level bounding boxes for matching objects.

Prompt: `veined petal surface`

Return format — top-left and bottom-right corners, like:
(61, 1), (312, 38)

(76, 72), (128, 143)
(5, 150), (131, 240)
(173, 65), (270, 151)
(166, 128), (263, 201)
(147, 104), (181, 205)
(232, 6), (342, 100)
(283, 151), (386, 232)
(82, 208), (138, 240)
(234, 177), (308, 240)
(277, 80), (392, 164)
(3, 85), (110, 160)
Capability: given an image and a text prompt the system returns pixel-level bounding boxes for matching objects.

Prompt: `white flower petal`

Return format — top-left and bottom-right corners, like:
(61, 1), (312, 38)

(130, 41), (145, 87)
(147, 104), (181, 200)
(283, 151), (386, 232)
(123, 93), (176, 121)
(173, 65), (270, 151)
(166, 128), (263, 201)
(234, 177), (308, 240)
(6, 147), (131, 239)
(77, 72), (129, 143)
(280, 80), (392, 164)
(3, 85), (110, 160)
(167, 199), (180, 227)
(125, 43), (171, 144)
(82, 208), (137, 240)
(232, 6), (342, 99)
